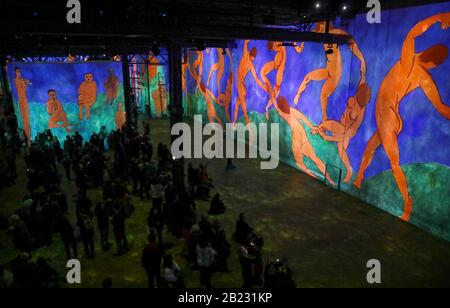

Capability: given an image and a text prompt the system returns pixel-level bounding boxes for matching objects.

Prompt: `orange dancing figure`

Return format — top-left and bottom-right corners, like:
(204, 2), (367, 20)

(78, 73), (97, 120)
(274, 96), (335, 185)
(104, 68), (119, 105)
(182, 56), (191, 113)
(207, 48), (225, 96)
(198, 82), (223, 127)
(46, 89), (71, 134)
(294, 22), (366, 123)
(191, 50), (204, 95)
(260, 41), (304, 120)
(152, 81), (168, 118)
(312, 82), (372, 184)
(115, 102), (126, 130)
(215, 48), (233, 122)
(14, 67), (31, 142)
(234, 40), (264, 144)
(148, 56), (159, 82)
(354, 13), (450, 222)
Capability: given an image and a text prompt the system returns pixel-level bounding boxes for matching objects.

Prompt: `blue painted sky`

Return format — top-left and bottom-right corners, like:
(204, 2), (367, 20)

(7, 61), (123, 105)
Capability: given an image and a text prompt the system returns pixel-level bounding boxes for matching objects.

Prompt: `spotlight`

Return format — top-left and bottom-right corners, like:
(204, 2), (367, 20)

(341, 2), (349, 12)
(314, 2), (321, 9)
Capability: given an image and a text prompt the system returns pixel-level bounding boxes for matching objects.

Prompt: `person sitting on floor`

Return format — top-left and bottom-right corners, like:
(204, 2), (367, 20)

(209, 193), (226, 215)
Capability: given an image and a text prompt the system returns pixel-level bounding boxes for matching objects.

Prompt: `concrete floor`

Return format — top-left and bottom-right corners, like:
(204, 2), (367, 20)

(1, 118), (450, 288)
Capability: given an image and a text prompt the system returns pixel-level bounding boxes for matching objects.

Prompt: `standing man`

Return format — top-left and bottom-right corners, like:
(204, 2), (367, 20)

(141, 234), (164, 288)
(111, 199), (128, 256)
(196, 238), (217, 289)
(95, 200), (112, 251)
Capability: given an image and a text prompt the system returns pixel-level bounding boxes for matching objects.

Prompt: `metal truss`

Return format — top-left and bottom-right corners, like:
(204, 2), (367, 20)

(294, 22), (316, 33)
(8, 55), (102, 63)
(6, 53), (170, 64)
(126, 52), (169, 66)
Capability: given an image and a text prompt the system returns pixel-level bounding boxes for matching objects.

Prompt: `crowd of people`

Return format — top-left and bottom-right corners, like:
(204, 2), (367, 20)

(0, 102), (23, 189)
(0, 108), (296, 288)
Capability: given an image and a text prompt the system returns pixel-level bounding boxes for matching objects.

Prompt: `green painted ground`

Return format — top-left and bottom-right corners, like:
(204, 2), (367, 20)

(348, 163), (450, 242)
(186, 93), (229, 124)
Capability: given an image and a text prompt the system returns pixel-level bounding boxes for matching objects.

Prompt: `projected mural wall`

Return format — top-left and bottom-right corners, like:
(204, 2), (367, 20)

(130, 54), (169, 119)
(185, 3), (450, 242)
(185, 48), (232, 126)
(7, 61), (125, 142)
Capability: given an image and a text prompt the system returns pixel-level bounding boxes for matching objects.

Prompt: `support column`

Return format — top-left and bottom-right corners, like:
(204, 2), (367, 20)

(169, 41), (185, 194)
(121, 54), (133, 127)
(0, 55), (13, 111)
